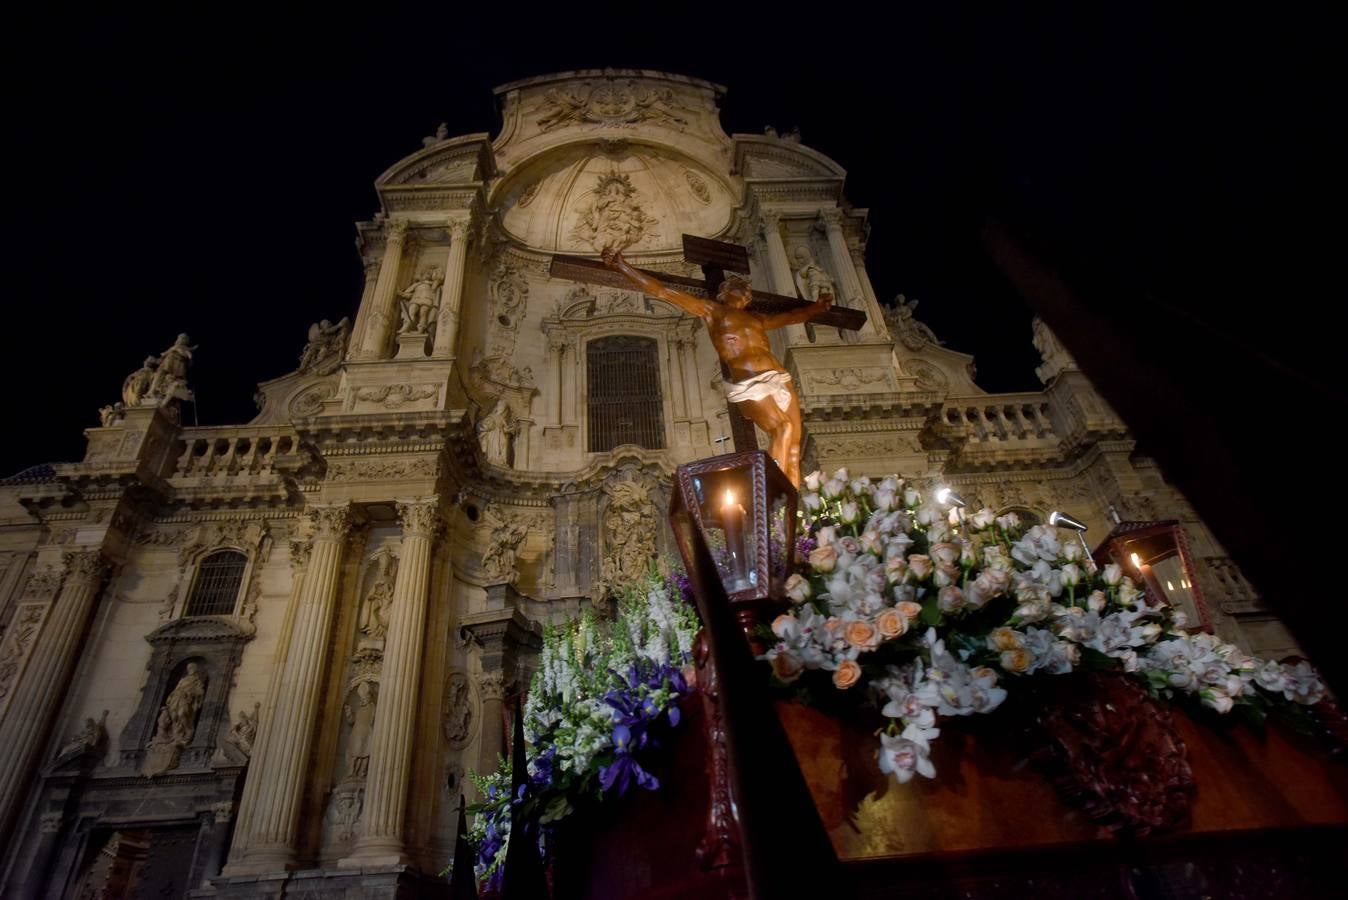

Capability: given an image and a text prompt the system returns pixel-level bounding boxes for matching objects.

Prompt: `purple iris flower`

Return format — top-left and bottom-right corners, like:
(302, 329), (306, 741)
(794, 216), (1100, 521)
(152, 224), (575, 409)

(599, 724), (660, 794)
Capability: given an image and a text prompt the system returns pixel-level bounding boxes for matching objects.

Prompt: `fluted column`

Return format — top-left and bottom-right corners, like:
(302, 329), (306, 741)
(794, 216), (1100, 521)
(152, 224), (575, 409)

(346, 257), (382, 360)
(760, 212), (807, 344)
(232, 505), (352, 870)
(820, 209), (867, 331)
(0, 551), (108, 835)
(355, 220), (409, 360)
(343, 498), (441, 866)
(224, 538), (309, 867)
(431, 217), (472, 359)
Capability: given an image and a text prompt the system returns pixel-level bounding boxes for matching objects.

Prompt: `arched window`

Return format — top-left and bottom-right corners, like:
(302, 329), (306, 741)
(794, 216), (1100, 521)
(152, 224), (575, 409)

(587, 335), (665, 452)
(183, 550), (248, 617)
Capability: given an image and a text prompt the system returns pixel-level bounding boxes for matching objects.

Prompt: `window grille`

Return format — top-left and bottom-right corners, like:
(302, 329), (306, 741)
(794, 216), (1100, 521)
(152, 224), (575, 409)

(183, 550), (247, 617)
(587, 335), (665, 453)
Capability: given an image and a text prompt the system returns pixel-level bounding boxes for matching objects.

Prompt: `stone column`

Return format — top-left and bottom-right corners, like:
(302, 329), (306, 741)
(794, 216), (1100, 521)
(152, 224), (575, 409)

(355, 220), (409, 360)
(820, 209), (868, 337)
(476, 671), (507, 777)
(461, 601), (541, 779)
(760, 212), (807, 344)
(431, 217), (472, 359)
(346, 257), (382, 360)
(232, 505), (352, 870)
(547, 331), (567, 425)
(224, 538), (308, 865)
(0, 551), (108, 835)
(342, 498), (441, 866)
(677, 329), (705, 421)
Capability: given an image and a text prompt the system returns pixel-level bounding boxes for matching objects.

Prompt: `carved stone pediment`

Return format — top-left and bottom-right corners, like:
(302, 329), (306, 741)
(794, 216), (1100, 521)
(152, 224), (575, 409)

(146, 615), (256, 646)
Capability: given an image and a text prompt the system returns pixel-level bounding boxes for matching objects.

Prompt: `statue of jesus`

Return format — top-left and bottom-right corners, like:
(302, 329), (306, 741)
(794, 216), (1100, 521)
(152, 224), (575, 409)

(601, 249), (833, 487)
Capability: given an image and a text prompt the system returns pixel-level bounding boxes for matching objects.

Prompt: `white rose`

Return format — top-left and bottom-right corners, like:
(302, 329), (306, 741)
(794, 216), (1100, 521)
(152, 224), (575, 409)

(803, 492), (823, 512)
(971, 508), (996, 529)
(1102, 563), (1123, 586)
(1060, 563), (1082, 588)
(803, 471), (823, 491)
(784, 574), (812, 604)
(1061, 539), (1083, 561)
(839, 501), (861, 524)
(903, 488), (922, 508)
(1087, 590), (1107, 614)
(822, 478), (845, 500)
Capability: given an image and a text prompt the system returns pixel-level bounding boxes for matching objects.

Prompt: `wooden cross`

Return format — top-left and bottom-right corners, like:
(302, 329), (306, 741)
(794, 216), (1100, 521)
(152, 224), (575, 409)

(550, 235), (867, 452)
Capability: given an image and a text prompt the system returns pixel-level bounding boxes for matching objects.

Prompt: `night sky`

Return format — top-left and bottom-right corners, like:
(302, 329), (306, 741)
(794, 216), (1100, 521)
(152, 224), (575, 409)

(5, 9), (1337, 479)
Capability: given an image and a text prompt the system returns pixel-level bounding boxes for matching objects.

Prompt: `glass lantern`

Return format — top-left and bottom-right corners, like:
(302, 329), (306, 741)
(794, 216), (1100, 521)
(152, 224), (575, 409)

(669, 450), (798, 641)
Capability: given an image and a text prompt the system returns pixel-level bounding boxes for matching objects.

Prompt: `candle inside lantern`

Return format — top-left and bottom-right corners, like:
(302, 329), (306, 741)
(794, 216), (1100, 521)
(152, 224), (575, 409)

(721, 488), (748, 588)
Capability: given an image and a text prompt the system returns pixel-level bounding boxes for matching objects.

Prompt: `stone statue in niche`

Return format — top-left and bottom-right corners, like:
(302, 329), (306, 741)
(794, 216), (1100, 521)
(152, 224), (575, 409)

(792, 245), (836, 303)
(216, 702), (260, 765)
(344, 681), (377, 780)
(298, 317), (351, 373)
(53, 709), (108, 767)
(358, 552), (398, 642)
(481, 507), (527, 584)
(398, 268), (444, 334)
(1031, 315), (1079, 384)
(476, 400), (518, 468)
(142, 662), (207, 776)
(571, 170), (659, 254)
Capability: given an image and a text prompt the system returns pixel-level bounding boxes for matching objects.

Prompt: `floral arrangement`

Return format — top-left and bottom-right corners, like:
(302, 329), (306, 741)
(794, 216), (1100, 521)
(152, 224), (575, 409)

(762, 468), (1329, 785)
(467, 574), (700, 888)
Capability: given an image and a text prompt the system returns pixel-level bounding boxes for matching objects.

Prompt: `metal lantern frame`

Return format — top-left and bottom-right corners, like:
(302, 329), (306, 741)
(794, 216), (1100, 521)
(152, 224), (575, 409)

(669, 450), (798, 641)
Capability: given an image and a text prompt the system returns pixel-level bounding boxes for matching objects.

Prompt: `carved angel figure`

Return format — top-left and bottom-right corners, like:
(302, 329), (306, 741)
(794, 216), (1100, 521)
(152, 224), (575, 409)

(792, 246), (836, 303)
(298, 317), (350, 373)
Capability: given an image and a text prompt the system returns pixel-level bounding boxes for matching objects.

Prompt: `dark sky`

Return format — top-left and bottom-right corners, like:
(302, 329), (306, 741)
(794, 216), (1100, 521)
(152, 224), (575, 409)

(4, 8), (1337, 478)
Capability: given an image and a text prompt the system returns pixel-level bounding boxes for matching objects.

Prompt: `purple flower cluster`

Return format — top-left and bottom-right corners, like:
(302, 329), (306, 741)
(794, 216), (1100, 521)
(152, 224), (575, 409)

(597, 662), (688, 796)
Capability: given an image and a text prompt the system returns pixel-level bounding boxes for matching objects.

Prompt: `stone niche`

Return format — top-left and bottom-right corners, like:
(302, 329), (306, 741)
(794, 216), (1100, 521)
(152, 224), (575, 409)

(117, 616), (254, 775)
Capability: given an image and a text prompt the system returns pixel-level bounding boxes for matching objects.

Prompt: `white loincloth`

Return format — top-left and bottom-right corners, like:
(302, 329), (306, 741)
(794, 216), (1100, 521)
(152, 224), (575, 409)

(724, 370), (794, 412)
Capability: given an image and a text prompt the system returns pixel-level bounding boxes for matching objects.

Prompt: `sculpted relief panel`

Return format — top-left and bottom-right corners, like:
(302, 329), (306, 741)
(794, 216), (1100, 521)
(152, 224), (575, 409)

(535, 81), (690, 131)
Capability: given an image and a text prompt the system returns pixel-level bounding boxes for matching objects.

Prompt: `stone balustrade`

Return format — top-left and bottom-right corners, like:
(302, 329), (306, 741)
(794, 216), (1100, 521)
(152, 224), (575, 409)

(944, 393), (1057, 445)
(171, 427), (304, 480)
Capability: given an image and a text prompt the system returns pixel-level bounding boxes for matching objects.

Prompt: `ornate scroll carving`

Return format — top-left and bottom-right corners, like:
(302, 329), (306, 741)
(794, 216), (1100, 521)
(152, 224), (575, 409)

(536, 82), (689, 131)
(396, 497), (442, 537)
(310, 505), (353, 541)
(1030, 671), (1196, 834)
(353, 384), (440, 409)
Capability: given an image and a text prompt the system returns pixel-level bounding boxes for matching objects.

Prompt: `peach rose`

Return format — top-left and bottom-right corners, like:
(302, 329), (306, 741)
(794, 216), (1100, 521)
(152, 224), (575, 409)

(771, 651), (804, 683)
(808, 544), (838, 573)
(930, 542), (961, 568)
(845, 619), (878, 650)
(784, 574), (812, 604)
(988, 626), (1024, 652)
(832, 659), (862, 689)
(907, 554), (934, 580)
(876, 609), (908, 639)
(897, 600), (923, 620)
(1000, 648), (1033, 674)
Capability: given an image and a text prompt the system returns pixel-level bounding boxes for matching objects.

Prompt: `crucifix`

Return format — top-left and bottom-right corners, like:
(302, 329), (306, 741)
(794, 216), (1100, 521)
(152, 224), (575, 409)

(550, 234), (865, 487)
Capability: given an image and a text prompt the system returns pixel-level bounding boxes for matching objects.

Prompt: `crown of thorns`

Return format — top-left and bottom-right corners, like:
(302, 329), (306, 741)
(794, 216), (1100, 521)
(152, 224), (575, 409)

(717, 275), (751, 294)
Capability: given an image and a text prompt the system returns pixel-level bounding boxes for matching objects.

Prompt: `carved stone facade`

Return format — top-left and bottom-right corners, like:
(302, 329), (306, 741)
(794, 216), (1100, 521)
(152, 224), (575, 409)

(0, 69), (1298, 898)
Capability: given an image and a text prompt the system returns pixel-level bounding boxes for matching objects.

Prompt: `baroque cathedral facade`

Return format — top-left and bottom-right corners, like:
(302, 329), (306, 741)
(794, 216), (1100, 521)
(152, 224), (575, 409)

(0, 70), (1295, 897)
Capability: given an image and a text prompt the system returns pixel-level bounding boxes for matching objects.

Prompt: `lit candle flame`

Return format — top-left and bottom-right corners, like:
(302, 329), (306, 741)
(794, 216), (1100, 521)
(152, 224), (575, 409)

(724, 489), (735, 506)
(1130, 552), (1142, 568)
